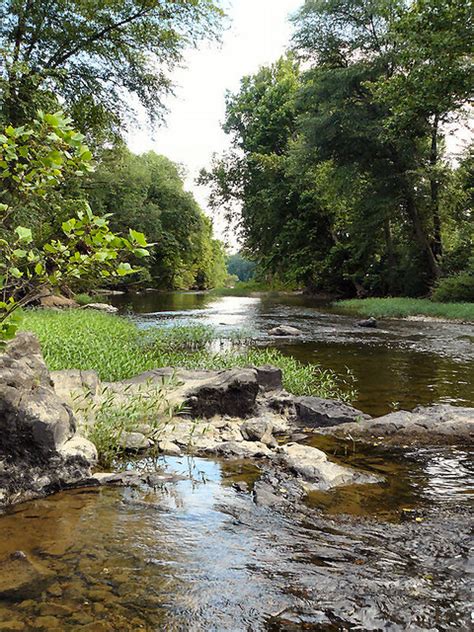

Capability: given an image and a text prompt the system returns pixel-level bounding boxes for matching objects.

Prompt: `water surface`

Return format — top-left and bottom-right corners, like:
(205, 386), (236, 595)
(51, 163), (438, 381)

(111, 291), (474, 416)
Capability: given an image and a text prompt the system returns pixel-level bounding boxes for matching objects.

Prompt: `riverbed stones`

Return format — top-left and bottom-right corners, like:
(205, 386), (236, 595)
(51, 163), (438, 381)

(0, 552), (54, 600)
(268, 325), (303, 336)
(184, 368), (259, 418)
(294, 396), (370, 427)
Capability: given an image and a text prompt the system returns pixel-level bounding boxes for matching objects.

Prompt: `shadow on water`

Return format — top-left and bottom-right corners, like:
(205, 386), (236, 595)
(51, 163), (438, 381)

(0, 448), (472, 630)
(110, 291), (474, 416)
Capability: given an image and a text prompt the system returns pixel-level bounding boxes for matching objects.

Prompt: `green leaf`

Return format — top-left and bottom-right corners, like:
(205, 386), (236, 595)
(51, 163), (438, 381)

(15, 226), (33, 244)
(129, 229), (148, 247)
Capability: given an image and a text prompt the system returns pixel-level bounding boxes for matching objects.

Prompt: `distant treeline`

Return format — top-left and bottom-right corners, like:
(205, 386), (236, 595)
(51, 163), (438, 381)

(202, 0), (473, 300)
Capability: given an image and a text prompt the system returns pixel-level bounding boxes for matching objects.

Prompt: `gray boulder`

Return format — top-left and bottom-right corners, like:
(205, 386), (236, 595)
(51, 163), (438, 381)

(184, 368), (259, 418)
(0, 333), (97, 510)
(357, 317), (377, 328)
(268, 325), (303, 336)
(254, 365), (283, 392)
(319, 404), (474, 445)
(279, 443), (380, 490)
(294, 396), (370, 428)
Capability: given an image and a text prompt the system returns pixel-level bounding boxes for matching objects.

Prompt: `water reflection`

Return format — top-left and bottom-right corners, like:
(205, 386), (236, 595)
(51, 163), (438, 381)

(109, 292), (474, 416)
(0, 451), (472, 630)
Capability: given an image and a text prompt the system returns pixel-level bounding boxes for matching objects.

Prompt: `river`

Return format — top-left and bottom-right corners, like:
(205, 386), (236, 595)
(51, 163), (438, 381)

(0, 291), (472, 631)
(110, 291), (474, 416)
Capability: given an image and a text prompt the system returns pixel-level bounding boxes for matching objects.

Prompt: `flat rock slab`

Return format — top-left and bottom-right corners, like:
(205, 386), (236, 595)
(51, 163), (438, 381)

(279, 443), (381, 490)
(317, 405), (474, 445)
(294, 397), (370, 427)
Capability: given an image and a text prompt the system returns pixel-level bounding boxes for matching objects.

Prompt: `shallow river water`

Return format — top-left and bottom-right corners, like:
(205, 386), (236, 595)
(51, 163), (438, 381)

(1, 292), (473, 631)
(111, 291), (474, 416)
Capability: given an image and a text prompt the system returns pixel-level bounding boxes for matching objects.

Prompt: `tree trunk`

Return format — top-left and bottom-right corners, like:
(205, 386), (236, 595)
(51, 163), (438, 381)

(404, 190), (440, 280)
(430, 114), (443, 258)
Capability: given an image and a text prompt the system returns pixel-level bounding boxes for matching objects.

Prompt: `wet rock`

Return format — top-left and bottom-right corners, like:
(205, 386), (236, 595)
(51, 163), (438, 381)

(35, 616), (61, 630)
(0, 622), (26, 631)
(157, 440), (181, 456)
(279, 443), (380, 490)
(232, 481), (249, 493)
(253, 480), (285, 507)
(294, 396), (370, 428)
(82, 302), (118, 314)
(357, 317), (377, 328)
(184, 368), (259, 418)
(268, 325), (302, 336)
(0, 552), (53, 600)
(319, 404), (474, 445)
(0, 334), (97, 510)
(91, 470), (179, 488)
(211, 440), (272, 459)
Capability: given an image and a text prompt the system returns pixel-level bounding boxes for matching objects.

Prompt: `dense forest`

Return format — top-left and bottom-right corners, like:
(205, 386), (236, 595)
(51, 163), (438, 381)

(0, 0), (227, 292)
(202, 0), (473, 299)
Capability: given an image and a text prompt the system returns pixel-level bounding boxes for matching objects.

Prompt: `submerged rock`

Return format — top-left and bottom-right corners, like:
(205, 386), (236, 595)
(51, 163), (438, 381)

(0, 552), (54, 600)
(0, 334), (97, 510)
(268, 325), (303, 336)
(357, 317), (377, 328)
(294, 396), (370, 427)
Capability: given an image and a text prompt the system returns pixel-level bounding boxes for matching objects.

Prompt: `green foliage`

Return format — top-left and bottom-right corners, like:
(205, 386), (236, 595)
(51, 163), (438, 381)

(73, 293), (94, 306)
(432, 272), (474, 304)
(337, 298), (474, 321)
(203, 0), (473, 297)
(0, 115), (151, 341)
(0, 0), (224, 139)
(226, 252), (256, 282)
(86, 147), (227, 290)
(73, 380), (181, 468)
(20, 309), (355, 401)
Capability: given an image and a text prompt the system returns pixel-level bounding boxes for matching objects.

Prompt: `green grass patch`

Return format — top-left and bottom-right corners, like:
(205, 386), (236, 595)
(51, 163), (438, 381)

(336, 297), (474, 321)
(20, 309), (354, 400)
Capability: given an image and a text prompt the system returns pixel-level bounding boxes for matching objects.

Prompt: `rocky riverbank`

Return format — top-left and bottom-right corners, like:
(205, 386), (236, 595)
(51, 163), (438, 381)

(1, 332), (472, 510)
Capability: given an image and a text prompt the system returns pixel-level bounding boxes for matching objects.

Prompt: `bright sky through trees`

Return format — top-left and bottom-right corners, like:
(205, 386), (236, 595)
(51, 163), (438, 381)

(126, 0), (302, 243)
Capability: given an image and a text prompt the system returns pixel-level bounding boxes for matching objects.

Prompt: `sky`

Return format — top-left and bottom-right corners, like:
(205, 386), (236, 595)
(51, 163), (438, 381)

(126, 0), (303, 246)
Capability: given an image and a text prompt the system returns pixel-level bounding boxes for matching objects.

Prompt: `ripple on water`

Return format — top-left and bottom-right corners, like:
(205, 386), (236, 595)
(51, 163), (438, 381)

(0, 450), (472, 630)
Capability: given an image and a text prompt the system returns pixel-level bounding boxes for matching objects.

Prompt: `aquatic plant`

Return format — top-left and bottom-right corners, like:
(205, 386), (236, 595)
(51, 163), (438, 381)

(21, 309), (356, 401)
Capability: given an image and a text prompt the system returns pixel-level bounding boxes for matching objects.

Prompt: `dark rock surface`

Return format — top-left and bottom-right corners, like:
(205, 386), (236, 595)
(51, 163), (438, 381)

(294, 396), (370, 427)
(0, 334), (97, 511)
(357, 317), (377, 328)
(184, 368), (260, 418)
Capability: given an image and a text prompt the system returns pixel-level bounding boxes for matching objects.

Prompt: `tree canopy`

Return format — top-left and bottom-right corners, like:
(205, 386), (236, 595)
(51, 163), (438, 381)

(0, 0), (224, 139)
(203, 0), (473, 297)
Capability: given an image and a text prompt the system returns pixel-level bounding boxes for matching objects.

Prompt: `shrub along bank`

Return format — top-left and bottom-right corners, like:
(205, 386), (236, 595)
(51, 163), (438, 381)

(336, 298), (474, 322)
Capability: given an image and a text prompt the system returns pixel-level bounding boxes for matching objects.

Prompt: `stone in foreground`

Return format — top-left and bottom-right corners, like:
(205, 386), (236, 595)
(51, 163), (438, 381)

(0, 333), (97, 511)
(184, 368), (259, 418)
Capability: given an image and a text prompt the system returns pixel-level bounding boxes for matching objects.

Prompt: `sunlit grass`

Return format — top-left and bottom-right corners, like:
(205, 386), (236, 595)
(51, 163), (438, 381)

(20, 309), (354, 400)
(336, 298), (474, 322)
